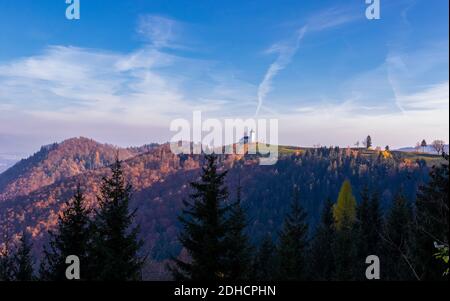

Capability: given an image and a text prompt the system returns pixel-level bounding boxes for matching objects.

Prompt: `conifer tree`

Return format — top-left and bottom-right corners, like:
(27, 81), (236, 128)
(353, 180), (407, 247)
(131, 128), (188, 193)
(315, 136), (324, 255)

(91, 159), (144, 281)
(252, 235), (277, 281)
(368, 193), (383, 250)
(12, 232), (34, 281)
(278, 186), (309, 280)
(382, 193), (417, 280)
(355, 188), (383, 279)
(420, 139), (427, 153)
(414, 155), (449, 280)
(365, 135), (372, 149)
(171, 154), (230, 281)
(309, 198), (336, 280)
(223, 180), (253, 280)
(40, 185), (92, 280)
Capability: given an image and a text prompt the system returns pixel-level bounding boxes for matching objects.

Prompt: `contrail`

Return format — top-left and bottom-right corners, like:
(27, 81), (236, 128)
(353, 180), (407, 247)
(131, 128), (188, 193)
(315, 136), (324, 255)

(254, 7), (357, 117)
(255, 26), (307, 116)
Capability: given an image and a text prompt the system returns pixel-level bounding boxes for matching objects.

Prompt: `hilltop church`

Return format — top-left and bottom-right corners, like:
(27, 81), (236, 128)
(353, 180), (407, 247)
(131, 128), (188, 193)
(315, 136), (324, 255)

(239, 129), (256, 144)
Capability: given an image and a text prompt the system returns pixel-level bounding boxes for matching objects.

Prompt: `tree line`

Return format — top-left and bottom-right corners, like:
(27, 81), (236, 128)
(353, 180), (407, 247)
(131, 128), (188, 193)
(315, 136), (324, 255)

(0, 153), (448, 281)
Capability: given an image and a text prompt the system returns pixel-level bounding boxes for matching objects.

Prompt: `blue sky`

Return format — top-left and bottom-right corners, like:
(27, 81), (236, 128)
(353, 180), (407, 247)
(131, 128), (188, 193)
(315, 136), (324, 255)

(0, 0), (448, 155)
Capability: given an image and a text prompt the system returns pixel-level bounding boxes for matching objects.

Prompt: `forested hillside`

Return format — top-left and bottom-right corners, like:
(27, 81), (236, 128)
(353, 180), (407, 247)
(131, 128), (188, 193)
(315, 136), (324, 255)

(0, 138), (445, 280)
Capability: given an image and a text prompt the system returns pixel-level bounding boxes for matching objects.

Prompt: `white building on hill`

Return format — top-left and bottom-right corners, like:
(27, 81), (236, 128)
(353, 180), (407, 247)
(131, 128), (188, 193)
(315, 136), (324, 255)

(239, 129), (256, 144)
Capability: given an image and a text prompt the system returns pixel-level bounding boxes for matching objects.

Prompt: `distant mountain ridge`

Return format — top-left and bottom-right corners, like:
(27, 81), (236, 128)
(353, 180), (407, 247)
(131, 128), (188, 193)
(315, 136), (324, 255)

(396, 144), (449, 154)
(0, 153), (21, 174)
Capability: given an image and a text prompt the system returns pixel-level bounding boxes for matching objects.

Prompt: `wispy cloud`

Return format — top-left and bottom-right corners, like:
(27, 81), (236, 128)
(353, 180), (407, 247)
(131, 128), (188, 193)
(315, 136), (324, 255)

(0, 45), (213, 126)
(273, 43), (449, 148)
(395, 81), (449, 111)
(0, 42), (257, 148)
(275, 81), (449, 149)
(386, 41), (449, 112)
(255, 7), (359, 116)
(306, 7), (361, 32)
(0, 5), (447, 152)
(137, 15), (184, 49)
(255, 27), (307, 116)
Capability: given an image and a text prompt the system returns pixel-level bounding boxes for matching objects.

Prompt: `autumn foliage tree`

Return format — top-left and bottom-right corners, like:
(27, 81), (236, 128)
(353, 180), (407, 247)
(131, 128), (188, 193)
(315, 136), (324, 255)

(333, 180), (357, 231)
(333, 180), (358, 280)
